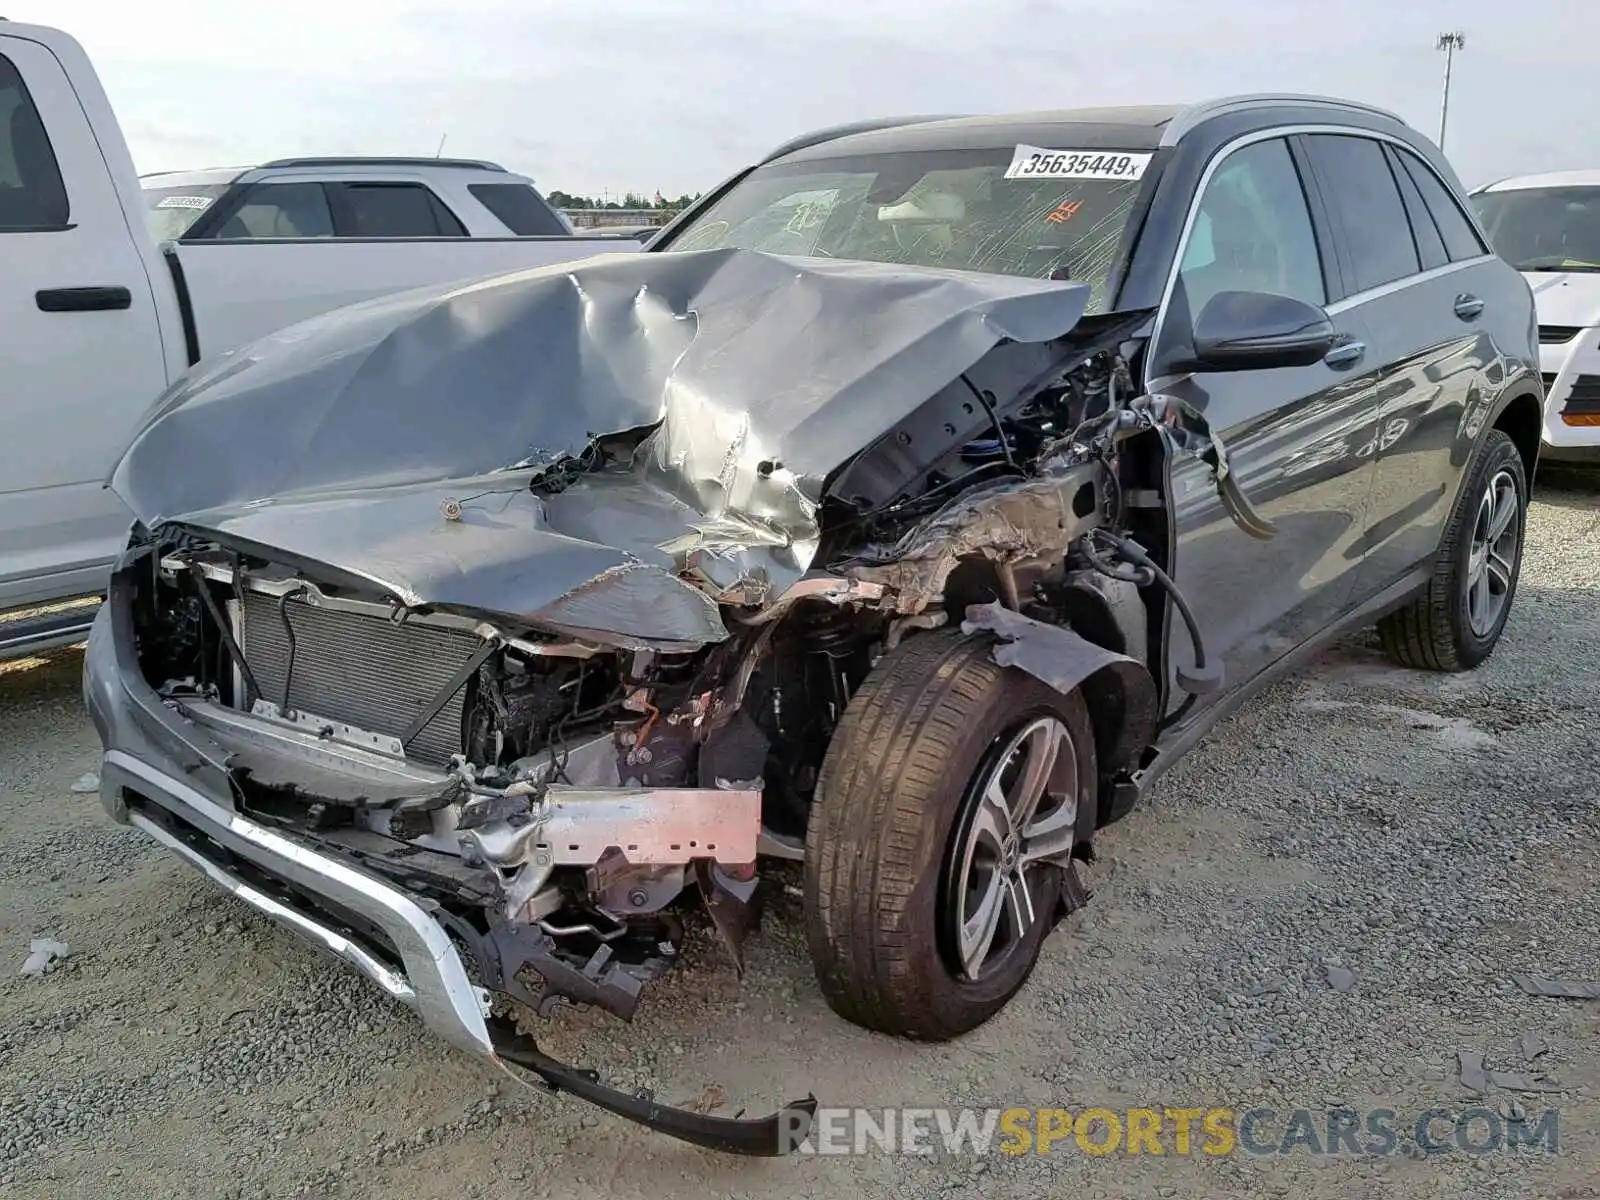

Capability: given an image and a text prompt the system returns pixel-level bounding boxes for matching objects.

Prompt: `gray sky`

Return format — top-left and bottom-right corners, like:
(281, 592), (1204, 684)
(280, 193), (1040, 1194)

(11, 0), (1595, 197)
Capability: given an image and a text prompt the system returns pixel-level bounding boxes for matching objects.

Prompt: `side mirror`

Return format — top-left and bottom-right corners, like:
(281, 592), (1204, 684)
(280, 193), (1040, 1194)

(1186, 290), (1338, 372)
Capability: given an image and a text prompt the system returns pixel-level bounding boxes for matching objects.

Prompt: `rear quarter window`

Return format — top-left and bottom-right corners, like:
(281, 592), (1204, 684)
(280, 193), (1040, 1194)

(468, 183), (568, 235)
(1388, 147), (1448, 271)
(1393, 149), (1488, 262)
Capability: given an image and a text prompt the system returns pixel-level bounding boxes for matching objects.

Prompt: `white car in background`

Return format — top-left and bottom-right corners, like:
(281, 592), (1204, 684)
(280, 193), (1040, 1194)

(1473, 171), (1600, 464)
(142, 157), (578, 240)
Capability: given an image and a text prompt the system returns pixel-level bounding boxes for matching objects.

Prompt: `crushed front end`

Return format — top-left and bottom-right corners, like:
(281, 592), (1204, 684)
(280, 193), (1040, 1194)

(84, 540), (823, 1152)
(87, 247), (1166, 1151)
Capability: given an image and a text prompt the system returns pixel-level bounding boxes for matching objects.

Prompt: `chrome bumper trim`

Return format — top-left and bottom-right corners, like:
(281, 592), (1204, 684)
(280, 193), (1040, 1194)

(104, 749), (492, 1056)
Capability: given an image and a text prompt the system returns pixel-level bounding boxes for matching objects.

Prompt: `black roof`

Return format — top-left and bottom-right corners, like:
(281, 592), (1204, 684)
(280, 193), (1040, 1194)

(778, 107), (1183, 162)
(768, 96), (1407, 164)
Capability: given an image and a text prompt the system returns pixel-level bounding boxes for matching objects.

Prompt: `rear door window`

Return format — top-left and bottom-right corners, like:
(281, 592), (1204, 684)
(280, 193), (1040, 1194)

(1393, 148), (1488, 262)
(1305, 135), (1420, 294)
(332, 182), (467, 237)
(211, 182), (334, 239)
(0, 51), (69, 229)
(467, 182), (567, 235)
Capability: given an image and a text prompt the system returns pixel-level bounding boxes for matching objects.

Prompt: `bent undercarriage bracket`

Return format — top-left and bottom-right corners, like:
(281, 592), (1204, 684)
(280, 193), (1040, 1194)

(488, 1017), (818, 1155)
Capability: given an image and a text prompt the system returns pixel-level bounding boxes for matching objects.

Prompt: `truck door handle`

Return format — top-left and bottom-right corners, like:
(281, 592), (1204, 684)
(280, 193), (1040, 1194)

(1453, 293), (1485, 320)
(36, 285), (133, 313)
(1323, 338), (1366, 369)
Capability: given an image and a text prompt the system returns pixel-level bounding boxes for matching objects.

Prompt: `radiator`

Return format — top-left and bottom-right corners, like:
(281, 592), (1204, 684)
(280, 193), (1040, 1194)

(236, 592), (484, 766)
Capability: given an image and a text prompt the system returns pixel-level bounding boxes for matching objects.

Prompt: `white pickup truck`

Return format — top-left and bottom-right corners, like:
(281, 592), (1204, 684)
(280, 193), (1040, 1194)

(0, 21), (636, 655)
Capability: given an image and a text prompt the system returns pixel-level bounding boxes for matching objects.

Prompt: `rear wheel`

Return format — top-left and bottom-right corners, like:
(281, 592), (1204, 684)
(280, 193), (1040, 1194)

(803, 630), (1096, 1040)
(1377, 428), (1526, 671)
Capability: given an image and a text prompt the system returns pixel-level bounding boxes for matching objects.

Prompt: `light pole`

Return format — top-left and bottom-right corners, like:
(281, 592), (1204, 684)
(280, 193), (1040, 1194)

(1436, 31), (1465, 149)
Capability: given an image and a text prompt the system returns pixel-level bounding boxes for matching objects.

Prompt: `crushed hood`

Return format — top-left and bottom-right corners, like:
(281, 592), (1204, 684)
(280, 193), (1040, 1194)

(112, 247), (1089, 645)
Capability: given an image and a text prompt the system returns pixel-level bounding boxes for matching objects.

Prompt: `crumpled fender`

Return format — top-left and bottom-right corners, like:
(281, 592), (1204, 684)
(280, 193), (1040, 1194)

(961, 602), (1158, 778)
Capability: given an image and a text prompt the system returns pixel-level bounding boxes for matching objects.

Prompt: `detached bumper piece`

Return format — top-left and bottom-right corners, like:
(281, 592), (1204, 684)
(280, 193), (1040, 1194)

(489, 1019), (818, 1155)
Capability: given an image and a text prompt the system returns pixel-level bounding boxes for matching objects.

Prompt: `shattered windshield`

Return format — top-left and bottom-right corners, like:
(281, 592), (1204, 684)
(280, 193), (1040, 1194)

(1473, 186), (1600, 272)
(143, 184), (229, 241)
(662, 148), (1148, 313)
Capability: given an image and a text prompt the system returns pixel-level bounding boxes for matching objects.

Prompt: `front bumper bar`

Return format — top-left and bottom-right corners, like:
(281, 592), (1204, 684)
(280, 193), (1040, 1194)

(85, 586), (816, 1155)
(104, 750), (492, 1054)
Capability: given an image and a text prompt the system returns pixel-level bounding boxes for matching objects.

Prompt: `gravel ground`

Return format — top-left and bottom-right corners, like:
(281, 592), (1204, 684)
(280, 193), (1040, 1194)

(3, 477), (1599, 1199)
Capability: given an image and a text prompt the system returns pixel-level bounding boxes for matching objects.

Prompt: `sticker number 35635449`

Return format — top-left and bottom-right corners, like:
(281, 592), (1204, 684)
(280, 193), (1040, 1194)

(1003, 146), (1152, 181)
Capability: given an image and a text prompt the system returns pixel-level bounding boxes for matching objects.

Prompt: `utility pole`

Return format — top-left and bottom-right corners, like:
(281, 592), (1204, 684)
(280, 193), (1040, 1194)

(1435, 31), (1465, 149)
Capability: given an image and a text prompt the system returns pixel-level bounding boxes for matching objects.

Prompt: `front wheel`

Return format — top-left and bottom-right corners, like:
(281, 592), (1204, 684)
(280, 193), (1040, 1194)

(803, 630), (1097, 1040)
(1377, 428), (1527, 671)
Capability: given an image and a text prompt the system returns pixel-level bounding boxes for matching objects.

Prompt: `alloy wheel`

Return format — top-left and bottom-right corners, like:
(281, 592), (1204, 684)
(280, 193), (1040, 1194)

(1466, 467), (1520, 638)
(946, 715), (1079, 982)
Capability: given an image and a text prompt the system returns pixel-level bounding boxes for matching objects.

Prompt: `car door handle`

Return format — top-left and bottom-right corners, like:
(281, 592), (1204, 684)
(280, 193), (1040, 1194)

(1453, 293), (1485, 320)
(1323, 338), (1366, 369)
(35, 285), (133, 313)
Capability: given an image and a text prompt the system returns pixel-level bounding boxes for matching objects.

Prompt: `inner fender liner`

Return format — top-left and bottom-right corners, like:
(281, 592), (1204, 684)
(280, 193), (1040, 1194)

(961, 602), (1158, 777)
(488, 1017), (818, 1155)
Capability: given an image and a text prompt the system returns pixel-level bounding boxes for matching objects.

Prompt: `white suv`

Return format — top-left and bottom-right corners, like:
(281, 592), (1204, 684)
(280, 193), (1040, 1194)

(1473, 171), (1600, 463)
(141, 156), (575, 242)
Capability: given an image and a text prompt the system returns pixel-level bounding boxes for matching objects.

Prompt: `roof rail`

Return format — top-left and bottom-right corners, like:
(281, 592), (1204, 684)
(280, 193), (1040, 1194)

(759, 115), (969, 164)
(139, 166), (247, 180)
(1162, 94), (1407, 146)
(257, 156), (508, 172)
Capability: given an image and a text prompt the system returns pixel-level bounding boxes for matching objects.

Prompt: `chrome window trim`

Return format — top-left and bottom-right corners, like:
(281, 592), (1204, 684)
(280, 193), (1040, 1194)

(1150, 124), (1495, 373)
(1325, 256), (1489, 315)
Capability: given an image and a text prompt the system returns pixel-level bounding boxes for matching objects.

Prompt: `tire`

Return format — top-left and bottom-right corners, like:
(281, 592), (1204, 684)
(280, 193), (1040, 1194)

(1377, 428), (1527, 671)
(803, 629), (1097, 1040)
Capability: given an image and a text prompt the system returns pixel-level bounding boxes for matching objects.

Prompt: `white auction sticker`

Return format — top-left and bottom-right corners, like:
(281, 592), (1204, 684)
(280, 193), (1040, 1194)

(1003, 146), (1152, 181)
(155, 195), (215, 210)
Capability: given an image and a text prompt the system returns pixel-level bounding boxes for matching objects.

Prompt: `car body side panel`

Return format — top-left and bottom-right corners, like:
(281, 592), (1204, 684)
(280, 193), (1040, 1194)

(1339, 260), (1514, 596)
(0, 31), (177, 609)
(1156, 347), (1382, 710)
(1141, 128), (1380, 711)
(1289, 130), (1536, 601)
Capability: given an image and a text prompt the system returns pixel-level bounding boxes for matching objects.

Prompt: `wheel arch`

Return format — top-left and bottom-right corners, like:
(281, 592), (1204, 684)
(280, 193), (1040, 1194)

(1491, 386), (1542, 483)
(940, 564), (1160, 813)
(960, 604), (1159, 797)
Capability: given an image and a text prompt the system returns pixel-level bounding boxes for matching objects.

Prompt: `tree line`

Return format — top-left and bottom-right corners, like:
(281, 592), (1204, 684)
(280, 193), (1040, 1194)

(546, 190), (701, 211)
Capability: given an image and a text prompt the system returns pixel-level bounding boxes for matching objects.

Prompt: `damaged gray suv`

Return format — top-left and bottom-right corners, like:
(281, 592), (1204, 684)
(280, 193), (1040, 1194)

(87, 95), (1542, 1152)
